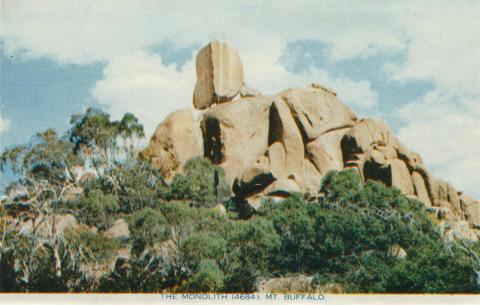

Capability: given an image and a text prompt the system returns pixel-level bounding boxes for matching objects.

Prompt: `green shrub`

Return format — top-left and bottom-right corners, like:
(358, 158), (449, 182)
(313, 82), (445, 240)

(383, 244), (479, 293)
(257, 170), (479, 293)
(320, 169), (362, 204)
(129, 208), (168, 254)
(63, 226), (120, 261)
(77, 189), (119, 230)
(180, 233), (227, 271)
(109, 160), (169, 212)
(3, 116), (479, 294)
(169, 157), (228, 208)
(222, 266), (257, 292)
(179, 260), (224, 292)
(224, 217), (281, 274)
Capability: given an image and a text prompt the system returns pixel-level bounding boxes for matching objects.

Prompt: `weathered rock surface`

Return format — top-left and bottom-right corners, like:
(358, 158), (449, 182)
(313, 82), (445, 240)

(461, 194), (480, 228)
(267, 96), (305, 187)
(201, 97), (271, 185)
(411, 171), (432, 206)
(281, 87), (357, 141)
(257, 275), (343, 293)
(388, 159), (414, 195)
(340, 119), (421, 197)
(265, 179), (301, 197)
(193, 40), (244, 109)
(145, 41), (479, 236)
(443, 220), (479, 241)
(431, 179), (449, 203)
(141, 109), (203, 179)
(341, 118), (395, 159)
(105, 219), (130, 239)
(233, 163), (276, 198)
(307, 128), (348, 175)
(240, 84), (261, 98)
(387, 244), (407, 259)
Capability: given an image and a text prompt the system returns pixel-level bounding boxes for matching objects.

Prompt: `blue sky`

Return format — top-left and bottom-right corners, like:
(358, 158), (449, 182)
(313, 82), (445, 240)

(0, 1), (479, 197)
(1, 56), (103, 146)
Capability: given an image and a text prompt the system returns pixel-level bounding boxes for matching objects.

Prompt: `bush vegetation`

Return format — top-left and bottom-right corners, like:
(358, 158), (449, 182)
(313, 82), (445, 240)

(1, 108), (478, 293)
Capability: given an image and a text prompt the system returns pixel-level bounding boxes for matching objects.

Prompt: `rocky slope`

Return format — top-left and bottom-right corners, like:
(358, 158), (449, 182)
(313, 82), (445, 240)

(141, 40), (479, 240)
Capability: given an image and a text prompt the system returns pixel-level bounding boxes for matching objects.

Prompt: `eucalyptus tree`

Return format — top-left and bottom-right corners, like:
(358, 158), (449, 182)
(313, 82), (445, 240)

(0, 108), (145, 291)
(0, 129), (84, 290)
(69, 108), (144, 172)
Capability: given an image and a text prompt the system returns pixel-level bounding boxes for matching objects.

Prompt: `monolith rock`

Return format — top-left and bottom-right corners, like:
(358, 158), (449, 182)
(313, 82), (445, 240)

(143, 41), (480, 240)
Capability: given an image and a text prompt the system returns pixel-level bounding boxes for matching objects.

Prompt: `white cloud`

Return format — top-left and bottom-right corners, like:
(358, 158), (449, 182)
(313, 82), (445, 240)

(241, 43), (378, 110)
(2, 1), (474, 109)
(372, 1), (480, 198)
(2, 1), (477, 77)
(0, 115), (11, 134)
(381, 2), (480, 198)
(387, 2), (480, 96)
(397, 90), (480, 197)
(324, 77), (377, 109)
(91, 52), (195, 137)
(1, 0), (162, 64)
(241, 43), (377, 108)
(1, 0), (408, 64)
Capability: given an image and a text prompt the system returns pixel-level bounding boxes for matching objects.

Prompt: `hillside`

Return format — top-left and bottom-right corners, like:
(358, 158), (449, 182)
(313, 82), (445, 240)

(0, 41), (478, 293)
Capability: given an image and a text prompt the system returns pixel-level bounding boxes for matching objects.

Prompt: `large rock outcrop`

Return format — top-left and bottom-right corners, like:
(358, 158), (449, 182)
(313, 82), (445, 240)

(143, 41), (479, 239)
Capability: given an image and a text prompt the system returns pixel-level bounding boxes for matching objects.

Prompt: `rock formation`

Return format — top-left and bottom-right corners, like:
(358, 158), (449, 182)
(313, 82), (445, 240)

(143, 41), (480, 239)
(140, 109), (203, 180)
(193, 40), (244, 110)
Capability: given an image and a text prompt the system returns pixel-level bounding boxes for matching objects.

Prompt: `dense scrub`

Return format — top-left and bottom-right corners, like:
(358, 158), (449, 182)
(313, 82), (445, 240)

(1, 108), (478, 293)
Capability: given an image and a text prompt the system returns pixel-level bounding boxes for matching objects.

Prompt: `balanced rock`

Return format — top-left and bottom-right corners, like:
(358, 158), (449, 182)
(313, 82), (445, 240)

(193, 40), (244, 110)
